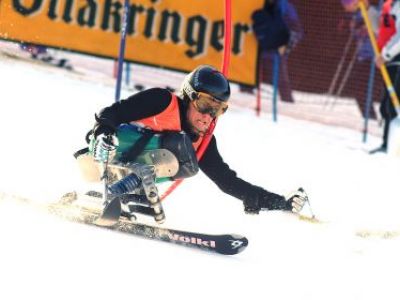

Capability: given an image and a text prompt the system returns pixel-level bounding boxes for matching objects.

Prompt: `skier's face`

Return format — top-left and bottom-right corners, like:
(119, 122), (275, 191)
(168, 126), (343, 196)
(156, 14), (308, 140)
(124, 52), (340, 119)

(186, 101), (213, 136)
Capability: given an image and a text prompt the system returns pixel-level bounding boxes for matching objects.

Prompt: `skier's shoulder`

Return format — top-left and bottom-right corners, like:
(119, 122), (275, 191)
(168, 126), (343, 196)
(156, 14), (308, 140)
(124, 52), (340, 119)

(122, 87), (172, 111)
(128, 87), (171, 102)
(144, 87), (172, 97)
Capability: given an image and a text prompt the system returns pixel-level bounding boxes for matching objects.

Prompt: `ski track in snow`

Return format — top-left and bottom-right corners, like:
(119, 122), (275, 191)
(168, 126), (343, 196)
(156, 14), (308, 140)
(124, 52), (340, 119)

(1, 49), (400, 300)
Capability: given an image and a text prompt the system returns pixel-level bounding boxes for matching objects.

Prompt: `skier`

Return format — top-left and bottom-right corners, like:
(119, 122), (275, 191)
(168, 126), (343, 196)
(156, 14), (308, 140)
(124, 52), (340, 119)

(83, 65), (307, 219)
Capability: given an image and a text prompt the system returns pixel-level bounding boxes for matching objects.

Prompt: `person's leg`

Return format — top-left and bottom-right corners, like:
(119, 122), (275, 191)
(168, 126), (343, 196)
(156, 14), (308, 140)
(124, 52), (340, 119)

(372, 64), (400, 152)
(278, 55), (294, 102)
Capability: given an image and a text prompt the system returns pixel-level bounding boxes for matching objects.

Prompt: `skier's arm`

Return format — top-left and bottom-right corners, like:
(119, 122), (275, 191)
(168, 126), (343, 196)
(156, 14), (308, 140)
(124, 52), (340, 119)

(199, 136), (293, 213)
(93, 88), (172, 136)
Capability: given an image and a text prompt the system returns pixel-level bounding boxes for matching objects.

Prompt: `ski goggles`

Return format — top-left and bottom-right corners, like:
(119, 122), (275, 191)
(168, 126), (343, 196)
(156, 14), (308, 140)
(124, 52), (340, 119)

(191, 92), (228, 118)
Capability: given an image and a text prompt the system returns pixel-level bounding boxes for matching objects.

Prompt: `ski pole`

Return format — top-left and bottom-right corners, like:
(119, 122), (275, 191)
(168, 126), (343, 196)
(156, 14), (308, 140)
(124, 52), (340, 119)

(305, 196), (316, 220)
(328, 40), (361, 109)
(256, 53), (263, 117)
(94, 135), (122, 227)
(298, 188), (315, 219)
(362, 0), (384, 143)
(115, 0), (130, 102)
(101, 160), (109, 206)
(327, 32), (354, 96)
(362, 56), (377, 143)
(272, 52), (280, 122)
(335, 41), (360, 98)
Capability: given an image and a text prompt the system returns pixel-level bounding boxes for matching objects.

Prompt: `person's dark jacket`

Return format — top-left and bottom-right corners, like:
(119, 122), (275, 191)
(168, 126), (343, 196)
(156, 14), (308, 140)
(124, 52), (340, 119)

(252, 2), (290, 51)
(92, 88), (289, 212)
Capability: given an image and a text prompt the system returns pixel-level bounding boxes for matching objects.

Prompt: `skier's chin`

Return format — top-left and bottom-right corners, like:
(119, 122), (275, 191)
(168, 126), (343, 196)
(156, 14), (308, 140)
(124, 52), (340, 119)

(188, 123), (208, 136)
(194, 126), (208, 136)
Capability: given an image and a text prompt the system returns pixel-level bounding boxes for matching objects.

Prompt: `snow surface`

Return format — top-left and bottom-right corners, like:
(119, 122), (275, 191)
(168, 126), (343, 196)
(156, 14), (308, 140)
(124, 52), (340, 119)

(1, 51), (400, 300)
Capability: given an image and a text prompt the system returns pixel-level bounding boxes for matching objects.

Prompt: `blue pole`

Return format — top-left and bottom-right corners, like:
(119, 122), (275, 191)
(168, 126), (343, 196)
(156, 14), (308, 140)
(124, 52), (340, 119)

(272, 52), (280, 122)
(362, 60), (376, 143)
(115, 0), (130, 102)
(362, 0), (383, 142)
(125, 62), (131, 86)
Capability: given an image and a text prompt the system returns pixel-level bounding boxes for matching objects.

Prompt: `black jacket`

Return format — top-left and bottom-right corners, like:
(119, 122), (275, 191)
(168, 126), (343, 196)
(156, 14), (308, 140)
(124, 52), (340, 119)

(93, 88), (288, 212)
(252, 3), (290, 51)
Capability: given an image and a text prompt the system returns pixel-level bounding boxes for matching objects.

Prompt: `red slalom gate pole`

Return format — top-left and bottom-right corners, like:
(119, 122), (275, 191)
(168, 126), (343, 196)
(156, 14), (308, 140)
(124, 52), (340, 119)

(161, 0), (232, 201)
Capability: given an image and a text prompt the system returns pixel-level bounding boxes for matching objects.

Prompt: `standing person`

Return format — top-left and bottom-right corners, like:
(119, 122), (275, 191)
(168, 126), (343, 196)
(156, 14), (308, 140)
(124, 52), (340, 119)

(240, 0), (303, 103)
(370, 0), (400, 153)
(275, 0), (304, 102)
(80, 65), (307, 220)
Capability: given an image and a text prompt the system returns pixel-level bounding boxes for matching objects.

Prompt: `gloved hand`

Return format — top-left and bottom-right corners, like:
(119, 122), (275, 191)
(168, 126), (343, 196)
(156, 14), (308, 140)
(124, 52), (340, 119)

(244, 187), (308, 214)
(91, 133), (119, 162)
(284, 188), (308, 214)
(93, 123), (115, 139)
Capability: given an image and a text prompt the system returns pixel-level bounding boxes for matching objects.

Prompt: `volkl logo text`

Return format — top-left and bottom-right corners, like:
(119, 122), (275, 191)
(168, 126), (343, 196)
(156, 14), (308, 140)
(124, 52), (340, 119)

(167, 233), (216, 248)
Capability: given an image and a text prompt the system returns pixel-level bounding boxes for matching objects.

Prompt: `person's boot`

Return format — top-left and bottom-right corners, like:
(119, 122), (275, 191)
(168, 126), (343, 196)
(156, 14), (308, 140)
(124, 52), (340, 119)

(369, 144), (387, 154)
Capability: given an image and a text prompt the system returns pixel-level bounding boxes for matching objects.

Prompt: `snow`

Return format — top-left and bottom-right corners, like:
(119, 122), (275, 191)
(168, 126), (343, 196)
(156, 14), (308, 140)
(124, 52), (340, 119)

(1, 48), (400, 300)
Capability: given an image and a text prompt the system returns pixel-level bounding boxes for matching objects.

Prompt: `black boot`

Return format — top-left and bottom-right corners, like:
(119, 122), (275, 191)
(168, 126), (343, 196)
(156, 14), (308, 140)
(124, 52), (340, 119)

(369, 144), (387, 154)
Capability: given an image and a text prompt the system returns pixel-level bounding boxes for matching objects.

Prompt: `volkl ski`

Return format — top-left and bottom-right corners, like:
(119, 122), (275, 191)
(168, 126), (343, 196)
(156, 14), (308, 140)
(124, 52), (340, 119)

(115, 220), (248, 255)
(49, 196), (248, 255)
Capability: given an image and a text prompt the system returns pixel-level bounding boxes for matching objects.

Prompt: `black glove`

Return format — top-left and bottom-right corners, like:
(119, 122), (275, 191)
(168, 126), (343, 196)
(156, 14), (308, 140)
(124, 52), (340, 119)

(93, 124), (115, 139)
(93, 114), (117, 138)
(244, 187), (307, 214)
(85, 114), (117, 144)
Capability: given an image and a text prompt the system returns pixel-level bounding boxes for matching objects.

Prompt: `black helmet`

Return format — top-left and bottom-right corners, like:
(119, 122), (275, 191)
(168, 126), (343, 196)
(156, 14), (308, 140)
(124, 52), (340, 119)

(181, 65), (231, 102)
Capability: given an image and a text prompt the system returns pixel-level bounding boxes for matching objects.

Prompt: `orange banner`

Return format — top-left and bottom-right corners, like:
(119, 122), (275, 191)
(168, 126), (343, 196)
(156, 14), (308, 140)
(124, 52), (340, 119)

(0, 0), (263, 85)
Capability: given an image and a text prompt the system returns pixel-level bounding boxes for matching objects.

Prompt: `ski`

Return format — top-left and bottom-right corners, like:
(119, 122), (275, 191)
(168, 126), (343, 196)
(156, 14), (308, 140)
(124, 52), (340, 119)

(110, 220), (248, 255)
(49, 196), (248, 255)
